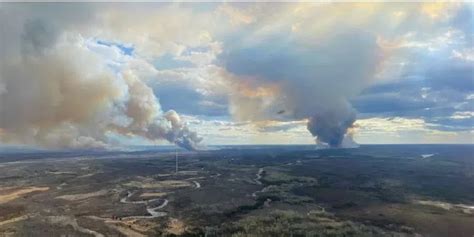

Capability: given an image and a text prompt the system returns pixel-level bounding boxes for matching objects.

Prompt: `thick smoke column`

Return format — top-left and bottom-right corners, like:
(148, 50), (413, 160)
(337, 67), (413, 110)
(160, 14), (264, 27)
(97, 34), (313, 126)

(111, 73), (203, 150)
(216, 3), (471, 147)
(307, 112), (356, 148)
(222, 31), (382, 147)
(162, 111), (203, 150)
(0, 7), (202, 150)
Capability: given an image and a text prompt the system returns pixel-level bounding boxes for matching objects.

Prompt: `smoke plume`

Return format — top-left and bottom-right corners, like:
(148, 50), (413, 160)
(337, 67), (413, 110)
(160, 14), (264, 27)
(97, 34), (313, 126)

(109, 72), (203, 150)
(1, 3), (468, 148)
(0, 9), (202, 150)
(221, 31), (382, 147)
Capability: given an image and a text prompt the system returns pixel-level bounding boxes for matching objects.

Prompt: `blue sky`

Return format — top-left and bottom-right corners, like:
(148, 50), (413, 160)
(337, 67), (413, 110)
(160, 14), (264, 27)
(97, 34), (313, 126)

(0, 2), (472, 149)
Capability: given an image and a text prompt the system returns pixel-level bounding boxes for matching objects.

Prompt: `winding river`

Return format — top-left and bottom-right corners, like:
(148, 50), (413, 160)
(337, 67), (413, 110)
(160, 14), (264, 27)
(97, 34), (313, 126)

(120, 191), (168, 219)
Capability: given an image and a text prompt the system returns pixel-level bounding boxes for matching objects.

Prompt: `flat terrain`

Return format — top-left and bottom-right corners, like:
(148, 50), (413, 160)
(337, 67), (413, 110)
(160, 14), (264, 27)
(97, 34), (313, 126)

(0, 145), (473, 236)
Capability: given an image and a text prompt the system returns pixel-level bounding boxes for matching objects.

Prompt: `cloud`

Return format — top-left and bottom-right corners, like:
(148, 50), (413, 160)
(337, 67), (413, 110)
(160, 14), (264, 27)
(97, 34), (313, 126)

(151, 80), (228, 117)
(354, 117), (473, 144)
(0, 2), (472, 148)
(354, 27), (473, 132)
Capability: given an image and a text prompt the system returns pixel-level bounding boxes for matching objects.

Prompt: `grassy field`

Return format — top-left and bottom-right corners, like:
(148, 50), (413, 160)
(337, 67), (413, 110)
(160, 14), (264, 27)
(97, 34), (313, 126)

(0, 145), (473, 236)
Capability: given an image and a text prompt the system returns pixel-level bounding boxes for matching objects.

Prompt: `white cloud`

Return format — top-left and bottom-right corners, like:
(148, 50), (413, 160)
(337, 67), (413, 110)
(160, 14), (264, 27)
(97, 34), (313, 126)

(0, 2), (472, 147)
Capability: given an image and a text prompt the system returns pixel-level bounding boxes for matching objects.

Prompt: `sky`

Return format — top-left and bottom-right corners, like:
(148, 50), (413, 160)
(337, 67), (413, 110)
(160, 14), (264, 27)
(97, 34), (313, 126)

(0, 2), (473, 149)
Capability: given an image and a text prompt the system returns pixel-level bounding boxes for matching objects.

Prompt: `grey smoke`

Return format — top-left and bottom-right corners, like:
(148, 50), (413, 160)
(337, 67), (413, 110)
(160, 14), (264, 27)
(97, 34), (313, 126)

(0, 8), (202, 150)
(307, 112), (356, 147)
(221, 31), (381, 147)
